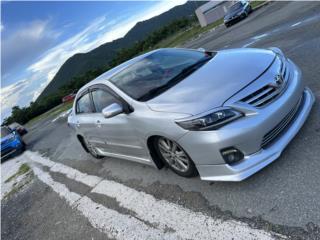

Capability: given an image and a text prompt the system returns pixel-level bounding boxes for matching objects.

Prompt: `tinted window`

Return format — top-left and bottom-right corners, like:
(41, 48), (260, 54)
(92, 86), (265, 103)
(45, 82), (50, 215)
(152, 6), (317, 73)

(109, 49), (208, 100)
(92, 89), (120, 113)
(230, 2), (243, 11)
(76, 93), (92, 114)
(1, 127), (12, 138)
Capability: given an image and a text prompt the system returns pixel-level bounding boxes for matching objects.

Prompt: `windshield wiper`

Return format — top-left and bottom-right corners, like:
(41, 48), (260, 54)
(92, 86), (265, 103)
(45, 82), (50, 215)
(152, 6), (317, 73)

(138, 56), (213, 101)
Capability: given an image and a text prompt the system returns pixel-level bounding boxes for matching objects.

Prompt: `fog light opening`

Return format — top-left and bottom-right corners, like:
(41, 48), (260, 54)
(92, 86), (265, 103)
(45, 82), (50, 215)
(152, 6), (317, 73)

(221, 147), (244, 165)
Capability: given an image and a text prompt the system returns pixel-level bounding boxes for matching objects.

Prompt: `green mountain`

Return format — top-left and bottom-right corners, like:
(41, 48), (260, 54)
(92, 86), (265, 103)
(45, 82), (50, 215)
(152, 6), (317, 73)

(37, 1), (204, 100)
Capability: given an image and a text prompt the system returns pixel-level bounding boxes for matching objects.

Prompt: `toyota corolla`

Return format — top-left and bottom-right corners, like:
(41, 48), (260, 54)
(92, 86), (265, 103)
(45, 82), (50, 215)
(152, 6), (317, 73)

(68, 48), (314, 181)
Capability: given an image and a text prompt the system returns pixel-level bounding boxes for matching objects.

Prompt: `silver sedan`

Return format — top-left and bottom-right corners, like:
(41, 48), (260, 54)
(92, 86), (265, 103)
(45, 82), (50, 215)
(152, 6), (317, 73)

(68, 48), (314, 181)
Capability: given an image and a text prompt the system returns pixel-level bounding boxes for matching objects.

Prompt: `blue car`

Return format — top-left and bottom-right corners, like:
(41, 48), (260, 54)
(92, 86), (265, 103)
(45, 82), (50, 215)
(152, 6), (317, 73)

(1, 126), (25, 160)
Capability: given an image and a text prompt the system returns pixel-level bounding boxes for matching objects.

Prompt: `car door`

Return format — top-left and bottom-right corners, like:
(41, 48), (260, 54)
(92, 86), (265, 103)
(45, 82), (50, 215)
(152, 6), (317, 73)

(74, 90), (97, 145)
(90, 85), (147, 159)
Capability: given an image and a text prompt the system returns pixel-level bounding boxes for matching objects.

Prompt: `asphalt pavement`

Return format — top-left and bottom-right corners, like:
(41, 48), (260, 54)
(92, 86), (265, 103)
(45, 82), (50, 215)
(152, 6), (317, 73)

(2, 2), (320, 239)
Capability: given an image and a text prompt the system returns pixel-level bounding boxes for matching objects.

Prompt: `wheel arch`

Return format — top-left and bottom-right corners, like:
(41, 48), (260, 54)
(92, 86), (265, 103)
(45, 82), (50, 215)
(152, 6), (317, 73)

(146, 135), (165, 169)
(77, 134), (89, 153)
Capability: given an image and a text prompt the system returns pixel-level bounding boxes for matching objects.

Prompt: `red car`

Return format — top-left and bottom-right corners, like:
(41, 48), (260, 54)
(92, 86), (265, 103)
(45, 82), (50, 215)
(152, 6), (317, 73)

(62, 93), (76, 103)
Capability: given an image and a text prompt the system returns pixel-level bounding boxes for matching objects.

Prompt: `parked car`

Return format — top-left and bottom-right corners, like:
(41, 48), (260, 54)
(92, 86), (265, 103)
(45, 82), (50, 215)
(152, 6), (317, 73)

(68, 47), (314, 181)
(8, 122), (28, 136)
(1, 126), (26, 160)
(62, 92), (77, 103)
(224, 1), (252, 27)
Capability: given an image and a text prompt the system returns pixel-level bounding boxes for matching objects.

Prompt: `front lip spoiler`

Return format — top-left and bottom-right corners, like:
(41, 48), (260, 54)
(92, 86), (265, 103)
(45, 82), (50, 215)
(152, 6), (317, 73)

(1, 149), (18, 159)
(197, 88), (315, 181)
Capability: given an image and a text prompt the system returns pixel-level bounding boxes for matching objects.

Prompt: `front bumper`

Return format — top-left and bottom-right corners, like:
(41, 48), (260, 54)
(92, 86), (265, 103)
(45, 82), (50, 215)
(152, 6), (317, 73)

(197, 88), (314, 181)
(178, 61), (315, 181)
(224, 14), (244, 25)
(1, 139), (24, 159)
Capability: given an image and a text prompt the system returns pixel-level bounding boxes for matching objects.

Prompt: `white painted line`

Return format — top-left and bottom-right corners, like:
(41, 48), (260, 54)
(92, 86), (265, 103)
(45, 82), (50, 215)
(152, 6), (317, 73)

(1, 158), (28, 199)
(252, 33), (268, 40)
(32, 166), (173, 240)
(25, 151), (101, 187)
(242, 40), (256, 48)
(93, 180), (276, 240)
(291, 21), (301, 27)
(24, 151), (283, 240)
(52, 108), (72, 123)
(33, 166), (81, 205)
(51, 163), (101, 187)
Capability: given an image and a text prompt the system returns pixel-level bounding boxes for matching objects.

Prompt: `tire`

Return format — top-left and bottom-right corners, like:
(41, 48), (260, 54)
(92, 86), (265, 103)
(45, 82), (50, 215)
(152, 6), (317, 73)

(154, 137), (198, 178)
(21, 141), (26, 151)
(84, 138), (104, 159)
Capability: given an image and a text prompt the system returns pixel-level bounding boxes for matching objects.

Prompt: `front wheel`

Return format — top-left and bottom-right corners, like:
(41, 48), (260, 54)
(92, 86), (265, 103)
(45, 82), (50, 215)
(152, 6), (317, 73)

(155, 137), (198, 178)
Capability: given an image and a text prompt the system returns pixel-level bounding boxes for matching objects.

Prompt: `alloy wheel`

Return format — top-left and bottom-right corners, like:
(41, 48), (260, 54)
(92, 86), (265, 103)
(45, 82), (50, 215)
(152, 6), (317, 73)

(157, 137), (190, 173)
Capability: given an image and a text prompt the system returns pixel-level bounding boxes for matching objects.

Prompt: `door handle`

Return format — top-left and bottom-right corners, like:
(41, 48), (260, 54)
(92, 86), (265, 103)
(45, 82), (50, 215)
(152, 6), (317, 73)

(96, 120), (101, 128)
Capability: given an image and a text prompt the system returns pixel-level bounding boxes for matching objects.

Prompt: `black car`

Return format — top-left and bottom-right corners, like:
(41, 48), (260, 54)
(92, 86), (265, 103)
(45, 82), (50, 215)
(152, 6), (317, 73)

(224, 1), (252, 27)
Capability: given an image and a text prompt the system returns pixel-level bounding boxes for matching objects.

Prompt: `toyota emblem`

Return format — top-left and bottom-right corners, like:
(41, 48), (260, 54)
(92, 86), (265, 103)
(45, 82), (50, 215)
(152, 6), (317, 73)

(274, 74), (284, 86)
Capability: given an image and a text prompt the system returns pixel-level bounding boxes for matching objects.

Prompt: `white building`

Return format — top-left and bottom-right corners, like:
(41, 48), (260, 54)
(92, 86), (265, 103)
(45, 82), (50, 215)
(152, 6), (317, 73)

(195, 1), (237, 27)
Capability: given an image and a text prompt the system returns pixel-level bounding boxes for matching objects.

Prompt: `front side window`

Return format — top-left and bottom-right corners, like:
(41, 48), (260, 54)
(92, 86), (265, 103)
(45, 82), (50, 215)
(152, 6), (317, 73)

(109, 49), (212, 101)
(91, 89), (120, 113)
(76, 93), (92, 114)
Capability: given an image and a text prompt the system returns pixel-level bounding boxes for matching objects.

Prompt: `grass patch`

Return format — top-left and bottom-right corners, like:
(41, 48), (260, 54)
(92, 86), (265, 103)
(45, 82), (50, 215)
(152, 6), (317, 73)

(155, 19), (224, 48)
(251, 0), (267, 9)
(26, 101), (73, 127)
(155, 1), (267, 48)
(3, 171), (34, 199)
(3, 163), (34, 199)
(5, 163), (31, 183)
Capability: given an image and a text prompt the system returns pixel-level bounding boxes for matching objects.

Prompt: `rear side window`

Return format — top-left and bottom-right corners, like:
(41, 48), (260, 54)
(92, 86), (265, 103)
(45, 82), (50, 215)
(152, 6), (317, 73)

(92, 89), (120, 113)
(76, 93), (92, 114)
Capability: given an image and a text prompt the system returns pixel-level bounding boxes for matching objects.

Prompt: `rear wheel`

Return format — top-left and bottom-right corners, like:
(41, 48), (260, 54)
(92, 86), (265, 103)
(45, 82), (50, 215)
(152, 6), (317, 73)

(84, 139), (104, 159)
(155, 137), (198, 178)
(21, 141), (26, 151)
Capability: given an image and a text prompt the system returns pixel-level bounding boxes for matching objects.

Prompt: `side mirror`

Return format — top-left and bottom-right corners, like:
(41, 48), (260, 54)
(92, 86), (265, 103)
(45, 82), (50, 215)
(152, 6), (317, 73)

(102, 103), (123, 118)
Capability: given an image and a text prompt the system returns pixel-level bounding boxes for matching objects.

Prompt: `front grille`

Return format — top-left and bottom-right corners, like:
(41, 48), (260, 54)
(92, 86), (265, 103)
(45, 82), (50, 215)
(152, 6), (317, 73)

(261, 95), (304, 148)
(241, 85), (280, 108)
(241, 57), (289, 108)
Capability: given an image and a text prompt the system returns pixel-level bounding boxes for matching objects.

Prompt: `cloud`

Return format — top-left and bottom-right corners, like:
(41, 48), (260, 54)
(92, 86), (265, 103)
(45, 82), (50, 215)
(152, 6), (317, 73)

(1, 78), (32, 118)
(1, 20), (60, 82)
(1, 1), (187, 121)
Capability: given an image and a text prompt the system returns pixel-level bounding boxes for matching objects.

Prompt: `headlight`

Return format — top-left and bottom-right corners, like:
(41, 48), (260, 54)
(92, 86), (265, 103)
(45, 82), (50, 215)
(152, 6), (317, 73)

(175, 108), (243, 131)
(8, 134), (16, 141)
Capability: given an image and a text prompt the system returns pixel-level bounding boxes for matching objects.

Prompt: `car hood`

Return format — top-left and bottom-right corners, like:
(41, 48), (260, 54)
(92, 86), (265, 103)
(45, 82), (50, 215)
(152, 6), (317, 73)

(1, 134), (14, 145)
(147, 48), (275, 115)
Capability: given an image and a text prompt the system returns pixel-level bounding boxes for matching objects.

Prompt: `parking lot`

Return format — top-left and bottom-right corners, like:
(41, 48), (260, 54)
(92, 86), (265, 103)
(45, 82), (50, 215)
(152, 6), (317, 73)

(2, 2), (320, 239)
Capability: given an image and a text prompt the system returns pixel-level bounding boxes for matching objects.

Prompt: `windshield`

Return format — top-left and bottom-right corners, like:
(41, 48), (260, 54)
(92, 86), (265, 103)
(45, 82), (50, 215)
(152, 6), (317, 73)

(109, 49), (213, 101)
(1, 127), (12, 138)
(229, 2), (243, 12)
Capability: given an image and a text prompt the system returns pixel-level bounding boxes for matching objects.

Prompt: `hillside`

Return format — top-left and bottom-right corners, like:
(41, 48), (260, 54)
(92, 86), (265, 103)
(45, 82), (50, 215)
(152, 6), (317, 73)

(37, 1), (205, 100)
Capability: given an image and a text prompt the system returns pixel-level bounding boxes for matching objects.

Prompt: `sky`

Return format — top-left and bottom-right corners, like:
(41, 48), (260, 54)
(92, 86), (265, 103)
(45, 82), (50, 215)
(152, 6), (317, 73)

(1, 0), (187, 121)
